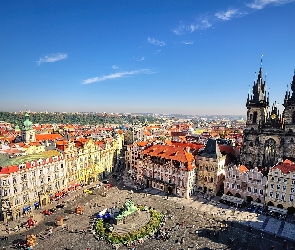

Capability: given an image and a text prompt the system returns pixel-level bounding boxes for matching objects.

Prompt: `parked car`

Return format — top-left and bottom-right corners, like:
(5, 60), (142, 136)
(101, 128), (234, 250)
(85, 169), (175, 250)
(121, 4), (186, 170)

(83, 189), (93, 194)
(102, 180), (109, 184)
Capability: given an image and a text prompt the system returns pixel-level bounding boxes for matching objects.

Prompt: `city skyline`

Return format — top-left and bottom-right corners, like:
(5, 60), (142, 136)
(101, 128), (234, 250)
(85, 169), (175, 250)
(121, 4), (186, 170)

(1, 0), (295, 115)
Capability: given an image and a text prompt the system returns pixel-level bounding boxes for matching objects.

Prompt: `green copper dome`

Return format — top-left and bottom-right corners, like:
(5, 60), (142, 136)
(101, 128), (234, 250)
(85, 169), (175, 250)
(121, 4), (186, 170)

(23, 112), (32, 130)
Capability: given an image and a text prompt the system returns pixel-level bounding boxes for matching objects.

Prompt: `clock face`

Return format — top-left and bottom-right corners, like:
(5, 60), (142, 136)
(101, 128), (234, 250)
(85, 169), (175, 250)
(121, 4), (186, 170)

(271, 114), (277, 119)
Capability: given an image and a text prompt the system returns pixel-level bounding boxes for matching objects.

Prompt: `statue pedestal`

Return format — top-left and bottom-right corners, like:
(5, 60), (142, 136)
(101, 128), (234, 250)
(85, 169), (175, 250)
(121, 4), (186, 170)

(114, 210), (140, 225)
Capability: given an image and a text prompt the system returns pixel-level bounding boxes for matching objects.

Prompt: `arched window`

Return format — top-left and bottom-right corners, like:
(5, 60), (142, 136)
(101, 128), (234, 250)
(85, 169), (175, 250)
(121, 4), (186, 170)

(253, 111), (258, 124)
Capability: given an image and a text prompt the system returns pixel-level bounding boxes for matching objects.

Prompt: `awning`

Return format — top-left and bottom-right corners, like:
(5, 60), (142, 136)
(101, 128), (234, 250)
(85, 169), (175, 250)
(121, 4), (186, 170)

(268, 206), (287, 215)
(221, 194), (244, 205)
(34, 202), (39, 207)
(251, 201), (264, 207)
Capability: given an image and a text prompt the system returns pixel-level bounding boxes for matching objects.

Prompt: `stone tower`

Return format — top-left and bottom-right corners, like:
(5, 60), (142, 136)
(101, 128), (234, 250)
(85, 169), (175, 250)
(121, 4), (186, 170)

(21, 112), (36, 143)
(240, 65), (284, 170)
(245, 67), (269, 130)
(282, 70), (295, 161)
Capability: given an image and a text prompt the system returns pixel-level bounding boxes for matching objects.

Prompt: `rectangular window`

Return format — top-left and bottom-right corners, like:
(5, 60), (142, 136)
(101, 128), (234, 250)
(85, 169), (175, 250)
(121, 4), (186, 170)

(236, 184), (240, 189)
(283, 186), (287, 191)
(259, 189), (263, 195)
(254, 188), (257, 193)
(282, 194), (286, 201)
(291, 188), (295, 193)
(290, 195), (294, 202)
(269, 191), (273, 197)
(248, 187), (251, 192)
(277, 184), (280, 190)
(270, 184), (274, 189)
(276, 193), (280, 199)
(232, 184), (235, 189)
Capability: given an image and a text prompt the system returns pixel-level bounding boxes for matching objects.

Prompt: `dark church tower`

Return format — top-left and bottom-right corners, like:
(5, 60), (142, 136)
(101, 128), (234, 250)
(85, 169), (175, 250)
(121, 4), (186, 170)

(246, 67), (269, 130)
(282, 70), (295, 160)
(241, 66), (269, 168)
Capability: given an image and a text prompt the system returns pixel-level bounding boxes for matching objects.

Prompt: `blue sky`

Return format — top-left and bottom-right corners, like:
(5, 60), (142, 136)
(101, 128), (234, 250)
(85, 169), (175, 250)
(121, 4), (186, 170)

(1, 0), (295, 115)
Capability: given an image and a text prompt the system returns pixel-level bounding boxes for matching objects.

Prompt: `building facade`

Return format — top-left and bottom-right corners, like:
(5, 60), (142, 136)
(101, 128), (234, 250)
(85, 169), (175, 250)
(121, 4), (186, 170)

(137, 144), (196, 198)
(195, 138), (226, 196)
(240, 67), (295, 170)
(224, 165), (268, 203)
(0, 150), (66, 221)
(266, 159), (295, 209)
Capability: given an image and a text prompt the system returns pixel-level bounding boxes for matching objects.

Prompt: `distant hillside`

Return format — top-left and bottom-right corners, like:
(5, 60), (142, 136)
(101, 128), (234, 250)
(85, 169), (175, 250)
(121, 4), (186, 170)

(0, 112), (163, 126)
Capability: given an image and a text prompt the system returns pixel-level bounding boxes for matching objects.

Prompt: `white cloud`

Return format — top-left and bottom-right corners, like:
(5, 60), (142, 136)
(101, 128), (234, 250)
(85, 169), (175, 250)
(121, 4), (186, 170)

(182, 41), (194, 45)
(37, 53), (67, 65)
(82, 69), (154, 84)
(112, 65), (119, 69)
(246, 0), (295, 9)
(173, 17), (212, 35)
(147, 37), (165, 46)
(215, 9), (239, 20)
(137, 57), (145, 61)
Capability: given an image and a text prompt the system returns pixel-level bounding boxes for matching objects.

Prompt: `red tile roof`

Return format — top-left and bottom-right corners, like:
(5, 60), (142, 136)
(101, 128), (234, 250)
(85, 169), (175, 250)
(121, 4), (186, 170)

(171, 142), (204, 153)
(36, 134), (63, 141)
(218, 145), (238, 157)
(239, 165), (248, 173)
(137, 141), (149, 147)
(272, 159), (295, 174)
(141, 144), (195, 170)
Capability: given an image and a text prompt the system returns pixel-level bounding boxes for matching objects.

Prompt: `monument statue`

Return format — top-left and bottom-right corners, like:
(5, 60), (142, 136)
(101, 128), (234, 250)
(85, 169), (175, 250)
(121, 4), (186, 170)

(114, 200), (139, 225)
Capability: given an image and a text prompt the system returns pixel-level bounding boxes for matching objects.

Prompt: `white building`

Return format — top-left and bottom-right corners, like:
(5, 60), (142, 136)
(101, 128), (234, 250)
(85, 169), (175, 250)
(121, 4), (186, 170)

(0, 150), (66, 221)
(224, 165), (268, 203)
